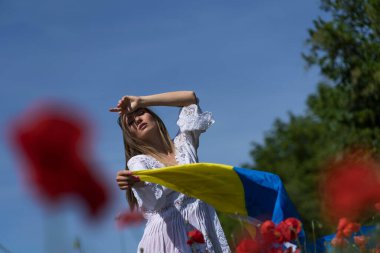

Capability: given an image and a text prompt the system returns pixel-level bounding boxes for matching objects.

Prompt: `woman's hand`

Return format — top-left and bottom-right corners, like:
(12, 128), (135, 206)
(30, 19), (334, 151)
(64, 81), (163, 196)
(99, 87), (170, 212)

(109, 96), (142, 115)
(116, 170), (141, 190)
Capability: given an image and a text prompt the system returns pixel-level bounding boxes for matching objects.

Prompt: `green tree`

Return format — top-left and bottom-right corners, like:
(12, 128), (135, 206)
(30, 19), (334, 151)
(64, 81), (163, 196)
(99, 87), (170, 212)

(220, 0), (380, 242)
(304, 0), (380, 148)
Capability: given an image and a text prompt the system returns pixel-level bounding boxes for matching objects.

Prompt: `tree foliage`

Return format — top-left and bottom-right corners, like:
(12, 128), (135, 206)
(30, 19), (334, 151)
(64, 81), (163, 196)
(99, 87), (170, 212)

(304, 0), (380, 139)
(220, 0), (380, 241)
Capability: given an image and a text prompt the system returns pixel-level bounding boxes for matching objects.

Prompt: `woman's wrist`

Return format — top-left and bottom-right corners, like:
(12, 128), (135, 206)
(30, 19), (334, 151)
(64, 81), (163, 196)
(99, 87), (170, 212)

(139, 96), (151, 108)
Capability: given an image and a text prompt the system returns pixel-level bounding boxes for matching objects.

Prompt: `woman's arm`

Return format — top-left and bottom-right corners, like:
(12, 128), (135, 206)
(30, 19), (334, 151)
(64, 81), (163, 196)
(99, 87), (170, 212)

(109, 91), (197, 114)
(140, 91), (197, 108)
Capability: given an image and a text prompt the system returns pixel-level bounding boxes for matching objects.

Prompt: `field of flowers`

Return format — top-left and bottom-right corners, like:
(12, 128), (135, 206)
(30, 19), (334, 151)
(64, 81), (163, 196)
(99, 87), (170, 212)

(7, 102), (380, 253)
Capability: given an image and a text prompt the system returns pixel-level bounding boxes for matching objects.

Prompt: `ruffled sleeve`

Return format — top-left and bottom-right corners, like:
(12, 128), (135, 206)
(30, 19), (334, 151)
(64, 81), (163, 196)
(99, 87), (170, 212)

(127, 155), (167, 211)
(176, 103), (215, 149)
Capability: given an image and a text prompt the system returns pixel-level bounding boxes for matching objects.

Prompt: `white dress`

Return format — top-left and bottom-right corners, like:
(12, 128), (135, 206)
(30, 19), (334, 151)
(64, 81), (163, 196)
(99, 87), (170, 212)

(128, 104), (231, 253)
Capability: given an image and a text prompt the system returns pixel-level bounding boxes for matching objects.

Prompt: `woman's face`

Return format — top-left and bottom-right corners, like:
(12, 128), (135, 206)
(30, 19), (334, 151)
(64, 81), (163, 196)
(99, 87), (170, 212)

(125, 108), (157, 141)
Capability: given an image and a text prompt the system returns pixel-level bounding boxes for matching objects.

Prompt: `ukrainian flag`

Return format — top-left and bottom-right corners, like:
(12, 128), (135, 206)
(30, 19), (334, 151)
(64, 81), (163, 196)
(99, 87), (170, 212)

(132, 163), (301, 225)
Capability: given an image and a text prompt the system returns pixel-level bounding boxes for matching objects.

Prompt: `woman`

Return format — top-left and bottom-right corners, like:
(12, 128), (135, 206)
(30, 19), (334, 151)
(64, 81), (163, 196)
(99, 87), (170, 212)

(110, 91), (231, 253)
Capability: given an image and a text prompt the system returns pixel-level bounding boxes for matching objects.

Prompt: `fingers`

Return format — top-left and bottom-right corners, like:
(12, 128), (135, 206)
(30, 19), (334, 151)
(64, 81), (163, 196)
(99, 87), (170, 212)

(117, 180), (134, 190)
(118, 183), (131, 190)
(116, 175), (139, 183)
(116, 170), (140, 190)
(109, 96), (130, 114)
(109, 107), (121, 112)
(116, 177), (140, 184)
(117, 170), (133, 176)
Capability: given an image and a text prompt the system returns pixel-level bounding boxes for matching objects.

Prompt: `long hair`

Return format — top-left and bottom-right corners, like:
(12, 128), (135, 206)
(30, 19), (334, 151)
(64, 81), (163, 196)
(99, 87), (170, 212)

(117, 108), (173, 211)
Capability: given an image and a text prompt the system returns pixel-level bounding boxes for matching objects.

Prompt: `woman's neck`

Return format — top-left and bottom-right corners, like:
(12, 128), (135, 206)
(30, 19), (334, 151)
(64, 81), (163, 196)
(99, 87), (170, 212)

(151, 142), (172, 156)
(144, 134), (173, 155)
(148, 142), (177, 166)
(143, 129), (177, 166)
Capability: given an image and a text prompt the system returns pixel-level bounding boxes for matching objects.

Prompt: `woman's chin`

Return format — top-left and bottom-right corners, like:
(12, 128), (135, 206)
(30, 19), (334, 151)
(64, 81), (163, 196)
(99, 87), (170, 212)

(138, 128), (155, 141)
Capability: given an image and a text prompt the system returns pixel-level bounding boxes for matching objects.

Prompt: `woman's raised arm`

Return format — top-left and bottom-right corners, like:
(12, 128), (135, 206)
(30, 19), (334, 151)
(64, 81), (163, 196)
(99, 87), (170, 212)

(109, 91), (197, 115)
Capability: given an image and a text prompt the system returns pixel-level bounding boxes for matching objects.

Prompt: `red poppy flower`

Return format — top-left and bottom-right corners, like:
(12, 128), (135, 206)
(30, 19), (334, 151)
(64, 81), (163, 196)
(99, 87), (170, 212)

(275, 218), (302, 242)
(283, 218), (302, 234)
(331, 236), (348, 248)
(275, 223), (288, 243)
(260, 220), (277, 245)
(337, 217), (350, 232)
(375, 202), (380, 212)
(354, 235), (369, 249)
(260, 220), (276, 235)
(334, 217), (360, 239)
(187, 229), (205, 245)
(334, 231), (344, 240)
(115, 210), (145, 229)
(341, 221), (360, 238)
(8, 102), (109, 218)
(321, 152), (380, 221)
(236, 238), (262, 253)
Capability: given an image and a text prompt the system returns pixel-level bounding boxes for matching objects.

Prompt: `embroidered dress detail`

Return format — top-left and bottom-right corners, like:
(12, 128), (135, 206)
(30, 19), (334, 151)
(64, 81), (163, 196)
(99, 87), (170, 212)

(127, 104), (230, 253)
(177, 104), (215, 133)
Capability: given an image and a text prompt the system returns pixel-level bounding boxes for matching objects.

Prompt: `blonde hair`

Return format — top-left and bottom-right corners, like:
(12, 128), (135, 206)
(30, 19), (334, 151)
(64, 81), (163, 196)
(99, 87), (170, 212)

(117, 108), (173, 211)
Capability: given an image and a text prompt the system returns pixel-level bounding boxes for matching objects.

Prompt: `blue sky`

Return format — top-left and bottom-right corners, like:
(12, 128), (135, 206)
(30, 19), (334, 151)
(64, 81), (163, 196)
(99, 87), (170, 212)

(1, 0), (323, 252)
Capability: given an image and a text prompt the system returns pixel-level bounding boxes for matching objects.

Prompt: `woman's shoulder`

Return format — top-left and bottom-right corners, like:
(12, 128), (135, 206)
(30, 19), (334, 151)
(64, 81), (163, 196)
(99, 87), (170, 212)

(129, 154), (150, 159)
(127, 154), (152, 170)
(128, 154), (152, 164)
(178, 104), (200, 118)
(127, 154), (163, 171)
(177, 103), (214, 134)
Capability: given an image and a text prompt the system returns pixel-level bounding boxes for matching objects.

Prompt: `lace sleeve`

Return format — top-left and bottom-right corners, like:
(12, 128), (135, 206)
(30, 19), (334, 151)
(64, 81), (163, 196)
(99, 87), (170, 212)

(127, 155), (167, 211)
(176, 103), (215, 149)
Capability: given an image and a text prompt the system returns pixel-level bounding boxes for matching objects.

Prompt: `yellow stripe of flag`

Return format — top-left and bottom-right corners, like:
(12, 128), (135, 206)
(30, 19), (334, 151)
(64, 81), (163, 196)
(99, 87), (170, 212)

(132, 163), (247, 216)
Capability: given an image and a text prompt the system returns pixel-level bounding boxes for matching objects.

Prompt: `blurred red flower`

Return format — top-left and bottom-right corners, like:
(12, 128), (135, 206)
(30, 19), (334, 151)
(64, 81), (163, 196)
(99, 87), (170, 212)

(375, 202), (380, 212)
(187, 229), (205, 245)
(354, 235), (369, 249)
(237, 218), (302, 253)
(275, 218), (302, 243)
(9, 102), (109, 218)
(342, 222), (360, 238)
(321, 151), (380, 221)
(236, 238), (262, 253)
(330, 218), (361, 249)
(331, 236), (348, 248)
(334, 217), (361, 239)
(115, 210), (145, 229)
(284, 218), (302, 233)
(260, 220), (277, 245)
(337, 217), (350, 232)
(260, 220), (276, 235)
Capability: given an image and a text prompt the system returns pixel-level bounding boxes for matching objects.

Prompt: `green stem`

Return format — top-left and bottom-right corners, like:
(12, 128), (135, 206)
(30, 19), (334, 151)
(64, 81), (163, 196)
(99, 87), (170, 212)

(312, 220), (317, 253)
(230, 233), (237, 250)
